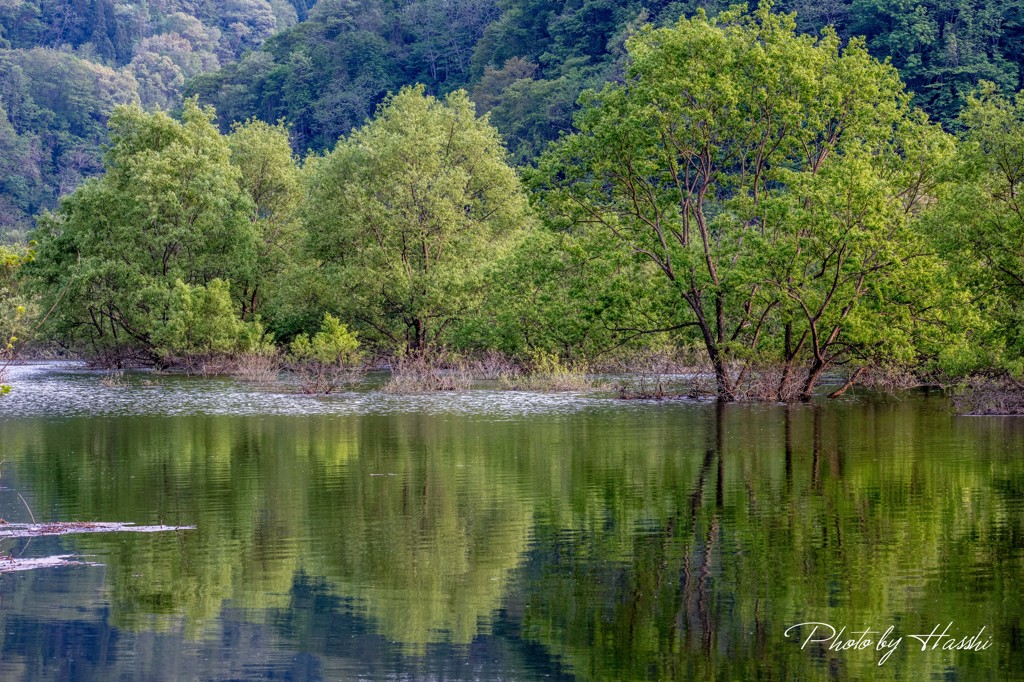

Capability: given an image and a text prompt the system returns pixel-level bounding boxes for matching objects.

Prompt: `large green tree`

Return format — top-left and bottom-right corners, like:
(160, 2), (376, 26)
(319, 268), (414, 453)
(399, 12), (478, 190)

(939, 82), (1024, 377)
(533, 5), (962, 400)
(303, 85), (530, 353)
(26, 100), (263, 362)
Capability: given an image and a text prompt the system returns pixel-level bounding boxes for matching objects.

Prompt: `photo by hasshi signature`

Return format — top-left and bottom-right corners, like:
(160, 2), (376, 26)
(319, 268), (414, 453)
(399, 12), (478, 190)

(785, 622), (994, 666)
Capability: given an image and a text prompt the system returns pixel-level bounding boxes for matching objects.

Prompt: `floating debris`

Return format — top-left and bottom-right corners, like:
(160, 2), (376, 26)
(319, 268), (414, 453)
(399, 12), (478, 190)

(0, 522), (193, 539)
(0, 523), (194, 573)
(0, 555), (99, 572)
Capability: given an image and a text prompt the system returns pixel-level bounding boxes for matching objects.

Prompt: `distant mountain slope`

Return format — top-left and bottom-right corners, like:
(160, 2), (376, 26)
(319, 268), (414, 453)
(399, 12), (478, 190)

(0, 0), (317, 239)
(4, 0), (1024, 240)
(187, 0), (502, 153)
(188, 0), (1024, 164)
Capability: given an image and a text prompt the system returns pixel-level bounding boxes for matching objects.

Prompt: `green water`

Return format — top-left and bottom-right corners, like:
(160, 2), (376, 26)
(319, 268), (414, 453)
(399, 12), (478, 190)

(0, 362), (1021, 680)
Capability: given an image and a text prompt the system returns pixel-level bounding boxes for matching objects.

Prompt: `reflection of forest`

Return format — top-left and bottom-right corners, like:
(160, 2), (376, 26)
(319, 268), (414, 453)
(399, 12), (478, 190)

(1, 395), (1022, 679)
(2, 414), (537, 648)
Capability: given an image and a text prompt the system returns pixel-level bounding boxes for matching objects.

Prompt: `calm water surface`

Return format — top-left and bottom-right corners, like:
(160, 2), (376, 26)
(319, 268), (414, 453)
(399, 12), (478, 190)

(0, 361), (1022, 680)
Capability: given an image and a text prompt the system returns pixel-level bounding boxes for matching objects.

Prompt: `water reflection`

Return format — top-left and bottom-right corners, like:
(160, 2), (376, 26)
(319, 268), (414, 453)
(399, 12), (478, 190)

(0, 365), (1021, 679)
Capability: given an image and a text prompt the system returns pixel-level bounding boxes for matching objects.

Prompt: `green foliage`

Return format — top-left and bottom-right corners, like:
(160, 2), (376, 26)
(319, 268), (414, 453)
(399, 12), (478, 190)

(458, 227), (675, 359)
(0, 0), (289, 65)
(473, 60), (600, 165)
(499, 349), (594, 391)
(289, 313), (360, 366)
(288, 312), (362, 393)
(303, 85), (530, 353)
(937, 82), (1024, 377)
(25, 100), (260, 361)
(845, 0), (1024, 124)
(186, 0), (647, 159)
(533, 5), (965, 399)
(0, 242), (32, 395)
(227, 117), (303, 327)
(186, 0), (405, 152)
(153, 279), (267, 357)
(761, 123), (969, 388)
(0, 48), (140, 237)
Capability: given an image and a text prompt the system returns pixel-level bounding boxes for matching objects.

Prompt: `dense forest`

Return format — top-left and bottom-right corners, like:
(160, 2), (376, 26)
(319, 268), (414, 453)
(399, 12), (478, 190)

(3, 1), (1024, 406)
(0, 0), (309, 236)
(5, 0), (1024, 235)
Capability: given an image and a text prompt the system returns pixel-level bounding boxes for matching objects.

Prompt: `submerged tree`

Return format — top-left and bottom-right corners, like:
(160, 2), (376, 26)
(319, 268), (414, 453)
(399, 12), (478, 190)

(533, 4), (962, 400)
(25, 100), (262, 362)
(303, 85), (531, 354)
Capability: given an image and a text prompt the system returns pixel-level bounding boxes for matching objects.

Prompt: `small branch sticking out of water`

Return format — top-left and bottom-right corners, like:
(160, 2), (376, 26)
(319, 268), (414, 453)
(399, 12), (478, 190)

(16, 491), (35, 522)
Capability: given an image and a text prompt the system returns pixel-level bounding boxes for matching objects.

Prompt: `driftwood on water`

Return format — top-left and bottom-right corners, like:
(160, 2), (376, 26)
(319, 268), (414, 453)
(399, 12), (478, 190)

(0, 522), (193, 573)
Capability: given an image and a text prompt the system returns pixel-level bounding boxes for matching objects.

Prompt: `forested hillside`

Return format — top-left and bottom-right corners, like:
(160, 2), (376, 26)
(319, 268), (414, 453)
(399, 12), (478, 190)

(187, 0), (1024, 160)
(5, 0), (1024, 241)
(5, 2), (1024, 406)
(0, 0), (312, 238)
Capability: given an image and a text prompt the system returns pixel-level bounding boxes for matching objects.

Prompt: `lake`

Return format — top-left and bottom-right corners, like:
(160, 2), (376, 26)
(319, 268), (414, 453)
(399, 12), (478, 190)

(0, 362), (1021, 680)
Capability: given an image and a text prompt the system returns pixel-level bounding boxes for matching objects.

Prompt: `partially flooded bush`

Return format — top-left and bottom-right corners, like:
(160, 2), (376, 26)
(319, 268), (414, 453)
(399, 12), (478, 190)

(289, 314), (363, 394)
(466, 350), (520, 380)
(99, 370), (128, 388)
(615, 373), (668, 400)
(731, 364), (805, 402)
(231, 352), (281, 384)
(951, 375), (1024, 415)
(173, 354), (225, 376)
(594, 348), (707, 375)
(609, 349), (708, 399)
(500, 351), (595, 391)
(855, 366), (921, 393)
(384, 352), (472, 393)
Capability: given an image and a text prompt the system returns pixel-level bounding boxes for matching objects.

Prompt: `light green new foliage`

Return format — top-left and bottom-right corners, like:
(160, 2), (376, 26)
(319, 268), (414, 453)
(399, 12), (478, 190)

(303, 85), (531, 353)
(290, 314), (360, 366)
(228, 119), (303, 324)
(761, 121), (965, 397)
(459, 227), (677, 359)
(0, 244), (32, 396)
(153, 279), (267, 357)
(940, 83), (1024, 377)
(533, 3), (964, 400)
(26, 99), (261, 360)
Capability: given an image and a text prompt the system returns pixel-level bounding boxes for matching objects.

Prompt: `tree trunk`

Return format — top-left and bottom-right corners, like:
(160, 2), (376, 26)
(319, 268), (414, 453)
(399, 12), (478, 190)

(828, 366), (866, 399)
(800, 359), (827, 402)
(409, 318), (426, 355)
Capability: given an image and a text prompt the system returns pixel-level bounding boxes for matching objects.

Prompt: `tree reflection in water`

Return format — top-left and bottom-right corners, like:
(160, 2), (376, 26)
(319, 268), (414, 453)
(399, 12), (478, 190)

(0, 389), (1021, 679)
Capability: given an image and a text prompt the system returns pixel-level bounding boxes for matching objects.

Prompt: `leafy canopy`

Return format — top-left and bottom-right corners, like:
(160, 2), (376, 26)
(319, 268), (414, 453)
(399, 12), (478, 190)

(533, 4), (962, 399)
(26, 99), (261, 361)
(303, 84), (530, 353)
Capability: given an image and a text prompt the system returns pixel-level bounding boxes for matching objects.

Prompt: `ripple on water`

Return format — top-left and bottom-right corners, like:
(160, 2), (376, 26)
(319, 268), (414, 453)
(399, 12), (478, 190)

(0, 361), (632, 419)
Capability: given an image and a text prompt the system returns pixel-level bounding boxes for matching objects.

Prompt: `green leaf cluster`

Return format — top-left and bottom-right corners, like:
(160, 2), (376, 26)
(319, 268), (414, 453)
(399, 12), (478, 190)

(24, 100), (266, 360)
(934, 82), (1024, 377)
(289, 313), (360, 366)
(153, 279), (268, 357)
(0, 242), (32, 395)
